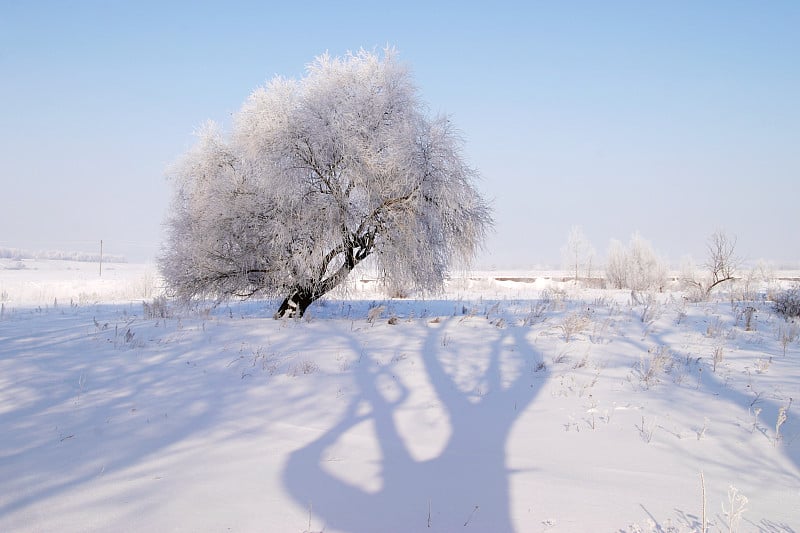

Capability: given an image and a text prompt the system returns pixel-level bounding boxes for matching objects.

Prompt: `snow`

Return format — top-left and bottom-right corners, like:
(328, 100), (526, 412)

(1, 259), (799, 532)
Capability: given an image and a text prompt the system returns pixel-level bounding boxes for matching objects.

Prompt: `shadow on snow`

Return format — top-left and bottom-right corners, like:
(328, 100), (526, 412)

(282, 316), (546, 531)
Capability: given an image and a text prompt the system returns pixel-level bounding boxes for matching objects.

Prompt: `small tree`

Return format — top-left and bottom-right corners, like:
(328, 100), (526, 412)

(627, 233), (666, 291)
(561, 225), (595, 282)
(160, 49), (492, 318)
(605, 239), (627, 289)
(705, 230), (738, 291)
(684, 230), (739, 298)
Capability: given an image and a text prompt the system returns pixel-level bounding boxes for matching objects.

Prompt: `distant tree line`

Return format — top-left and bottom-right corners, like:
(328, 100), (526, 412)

(0, 248), (126, 263)
(563, 228), (747, 299)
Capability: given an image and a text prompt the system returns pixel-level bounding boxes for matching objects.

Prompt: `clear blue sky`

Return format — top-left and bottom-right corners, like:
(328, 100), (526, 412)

(2, 1), (798, 267)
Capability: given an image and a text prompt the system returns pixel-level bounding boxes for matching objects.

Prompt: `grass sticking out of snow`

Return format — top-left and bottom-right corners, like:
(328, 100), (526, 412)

(0, 264), (799, 531)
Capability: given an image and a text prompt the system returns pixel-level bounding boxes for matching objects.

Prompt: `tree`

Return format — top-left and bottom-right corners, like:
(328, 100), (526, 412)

(627, 232), (666, 291)
(704, 230), (738, 292)
(603, 233), (666, 291)
(683, 230), (739, 298)
(160, 49), (492, 318)
(605, 239), (627, 289)
(561, 225), (595, 282)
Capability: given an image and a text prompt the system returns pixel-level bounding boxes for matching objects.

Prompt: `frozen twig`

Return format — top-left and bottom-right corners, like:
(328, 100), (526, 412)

(463, 505), (479, 527)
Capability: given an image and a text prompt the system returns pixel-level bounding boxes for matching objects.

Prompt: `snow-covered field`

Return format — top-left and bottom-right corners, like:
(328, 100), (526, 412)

(1, 259), (798, 532)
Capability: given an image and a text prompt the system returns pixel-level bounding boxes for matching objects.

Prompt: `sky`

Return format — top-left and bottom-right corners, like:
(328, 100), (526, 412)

(1, 1), (798, 268)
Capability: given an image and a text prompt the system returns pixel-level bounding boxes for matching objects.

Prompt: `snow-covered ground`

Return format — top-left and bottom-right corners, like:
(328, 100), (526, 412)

(1, 259), (798, 532)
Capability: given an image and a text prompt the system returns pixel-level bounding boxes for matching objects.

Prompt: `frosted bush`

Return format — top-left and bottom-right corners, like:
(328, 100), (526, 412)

(773, 285), (800, 319)
(143, 296), (171, 319)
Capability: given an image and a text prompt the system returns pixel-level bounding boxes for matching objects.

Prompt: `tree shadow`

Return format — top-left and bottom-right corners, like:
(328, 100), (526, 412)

(0, 303), (272, 525)
(282, 317), (546, 532)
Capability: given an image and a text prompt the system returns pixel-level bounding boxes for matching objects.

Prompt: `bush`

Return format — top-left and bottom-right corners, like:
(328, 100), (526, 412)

(773, 285), (800, 319)
(143, 296), (171, 319)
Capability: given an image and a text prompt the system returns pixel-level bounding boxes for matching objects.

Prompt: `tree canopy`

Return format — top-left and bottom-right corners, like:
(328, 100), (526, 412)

(160, 49), (492, 317)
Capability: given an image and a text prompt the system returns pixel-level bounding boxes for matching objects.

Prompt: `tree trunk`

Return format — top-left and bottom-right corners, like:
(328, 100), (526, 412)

(273, 262), (355, 319)
(273, 288), (316, 319)
(273, 236), (374, 319)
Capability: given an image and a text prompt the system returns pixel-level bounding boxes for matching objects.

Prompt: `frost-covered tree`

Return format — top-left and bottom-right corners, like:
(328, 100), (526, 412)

(160, 49), (492, 318)
(561, 225), (595, 282)
(603, 233), (666, 291)
(627, 233), (666, 291)
(605, 239), (627, 289)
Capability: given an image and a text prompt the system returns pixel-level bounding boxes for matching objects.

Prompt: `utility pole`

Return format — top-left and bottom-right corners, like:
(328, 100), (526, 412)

(99, 239), (103, 277)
